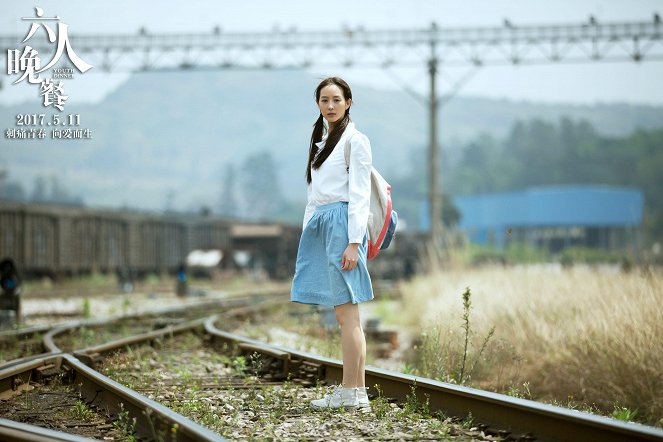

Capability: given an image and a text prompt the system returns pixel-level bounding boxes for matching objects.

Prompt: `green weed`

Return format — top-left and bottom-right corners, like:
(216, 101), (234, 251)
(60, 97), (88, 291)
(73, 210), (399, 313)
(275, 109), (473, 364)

(506, 382), (532, 399)
(113, 403), (138, 442)
(371, 384), (392, 420)
(231, 355), (247, 376)
(412, 287), (496, 385)
(71, 400), (94, 420)
(81, 297), (91, 319)
(403, 382), (430, 418)
(612, 405), (638, 422)
(461, 411), (474, 429)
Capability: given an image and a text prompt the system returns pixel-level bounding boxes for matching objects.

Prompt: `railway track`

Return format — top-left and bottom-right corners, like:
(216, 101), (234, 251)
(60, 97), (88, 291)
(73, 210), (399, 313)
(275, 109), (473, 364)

(0, 291), (282, 369)
(0, 295), (283, 442)
(0, 292), (662, 442)
(0, 417), (97, 442)
(73, 310), (490, 440)
(0, 325), (52, 367)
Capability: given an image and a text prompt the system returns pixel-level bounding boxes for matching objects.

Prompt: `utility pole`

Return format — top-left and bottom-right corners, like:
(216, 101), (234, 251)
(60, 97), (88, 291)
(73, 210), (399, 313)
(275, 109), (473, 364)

(7, 18), (658, 253)
(428, 22), (441, 250)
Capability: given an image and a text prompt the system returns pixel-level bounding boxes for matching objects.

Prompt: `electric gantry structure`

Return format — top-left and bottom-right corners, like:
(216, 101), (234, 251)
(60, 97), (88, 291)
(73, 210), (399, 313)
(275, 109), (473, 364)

(3, 16), (662, 250)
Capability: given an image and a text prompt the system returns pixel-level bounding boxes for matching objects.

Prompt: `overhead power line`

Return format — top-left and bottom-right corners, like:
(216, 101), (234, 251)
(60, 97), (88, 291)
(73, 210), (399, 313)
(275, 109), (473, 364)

(3, 17), (660, 252)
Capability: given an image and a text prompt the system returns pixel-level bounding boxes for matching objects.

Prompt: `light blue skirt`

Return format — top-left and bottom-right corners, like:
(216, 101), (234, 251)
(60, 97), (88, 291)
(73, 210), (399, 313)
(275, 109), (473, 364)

(291, 202), (374, 306)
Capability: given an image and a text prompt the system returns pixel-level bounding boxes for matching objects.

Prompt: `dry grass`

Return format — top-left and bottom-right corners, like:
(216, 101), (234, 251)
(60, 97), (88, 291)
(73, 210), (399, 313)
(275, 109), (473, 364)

(396, 264), (663, 426)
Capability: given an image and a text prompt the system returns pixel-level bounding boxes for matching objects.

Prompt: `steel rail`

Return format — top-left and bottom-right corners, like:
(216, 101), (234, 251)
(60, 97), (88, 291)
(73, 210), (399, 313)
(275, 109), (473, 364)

(0, 290), (286, 441)
(203, 315), (663, 442)
(0, 417), (96, 442)
(71, 298), (285, 367)
(72, 317), (207, 367)
(0, 291), (286, 369)
(40, 291), (288, 354)
(6, 293), (660, 441)
(0, 324), (52, 339)
(0, 350), (64, 372)
(0, 324), (58, 371)
(0, 353), (226, 442)
(62, 353), (226, 442)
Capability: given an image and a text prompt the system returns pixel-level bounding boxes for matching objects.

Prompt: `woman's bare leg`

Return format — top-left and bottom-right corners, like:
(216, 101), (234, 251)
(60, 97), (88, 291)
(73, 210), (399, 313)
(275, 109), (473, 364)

(334, 302), (366, 388)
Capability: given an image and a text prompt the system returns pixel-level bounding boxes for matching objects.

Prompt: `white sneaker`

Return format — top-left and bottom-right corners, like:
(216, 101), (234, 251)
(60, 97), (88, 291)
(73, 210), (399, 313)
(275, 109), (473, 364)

(311, 385), (359, 409)
(356, 387), (371, 409)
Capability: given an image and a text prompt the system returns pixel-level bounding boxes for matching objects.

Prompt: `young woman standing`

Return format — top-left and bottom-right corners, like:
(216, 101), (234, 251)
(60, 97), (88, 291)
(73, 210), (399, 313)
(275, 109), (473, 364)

(291, 77), (374, 409)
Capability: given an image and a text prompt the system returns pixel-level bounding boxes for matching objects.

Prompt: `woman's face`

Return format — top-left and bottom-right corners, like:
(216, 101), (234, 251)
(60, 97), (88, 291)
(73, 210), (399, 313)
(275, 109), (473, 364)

(317, 84), (351, 129)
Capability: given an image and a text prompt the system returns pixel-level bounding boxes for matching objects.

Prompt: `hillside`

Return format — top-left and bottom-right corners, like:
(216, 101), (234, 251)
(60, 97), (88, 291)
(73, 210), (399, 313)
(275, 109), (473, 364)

(1, 70), (662, 222)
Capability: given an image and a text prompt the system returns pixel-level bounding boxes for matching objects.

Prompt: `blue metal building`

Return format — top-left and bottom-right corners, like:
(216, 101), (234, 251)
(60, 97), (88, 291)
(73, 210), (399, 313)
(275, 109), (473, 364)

(452, 186), (643, 252)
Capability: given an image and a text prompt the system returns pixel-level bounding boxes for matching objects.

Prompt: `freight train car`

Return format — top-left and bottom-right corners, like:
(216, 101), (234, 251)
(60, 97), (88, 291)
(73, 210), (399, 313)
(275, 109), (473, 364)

(230, 223), (302, 280)
(0, 201), (421, 282)
(0, 202), (232, 279)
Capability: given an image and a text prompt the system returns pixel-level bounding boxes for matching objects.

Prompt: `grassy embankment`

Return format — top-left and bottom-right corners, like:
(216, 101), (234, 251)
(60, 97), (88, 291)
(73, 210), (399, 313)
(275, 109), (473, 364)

(395, 264), (662, 427)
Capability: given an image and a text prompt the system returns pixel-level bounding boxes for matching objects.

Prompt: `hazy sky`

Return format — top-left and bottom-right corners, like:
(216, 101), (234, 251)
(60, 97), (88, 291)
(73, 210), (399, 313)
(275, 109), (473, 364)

(2, 0), (662, 105)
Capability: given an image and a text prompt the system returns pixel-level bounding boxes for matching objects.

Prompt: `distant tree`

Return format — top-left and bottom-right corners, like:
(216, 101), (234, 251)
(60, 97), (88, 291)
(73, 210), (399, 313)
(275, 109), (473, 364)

(49, 175), (70, 203)
(240, 150), (286, 220)
(622, 128), (663, 243)
(503, 118), (561, 189)
(164, 189), (176, 213)
(31, 176), (47, 202)
(26, 174), (84, 206)
(387, 145), (461, 231)
(442, 194), (460, 227)
(199, 205), (212, 217)
(452, 133), (503, 194)
(0, 169), (26, 202)
(0, 182), (26, 201)
(447, 117), (663, 244)
(218, 163), (239, 218)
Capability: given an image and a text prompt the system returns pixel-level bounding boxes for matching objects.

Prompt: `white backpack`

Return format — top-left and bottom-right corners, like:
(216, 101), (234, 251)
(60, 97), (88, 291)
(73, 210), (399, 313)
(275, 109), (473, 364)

(344, 132), (398, 260)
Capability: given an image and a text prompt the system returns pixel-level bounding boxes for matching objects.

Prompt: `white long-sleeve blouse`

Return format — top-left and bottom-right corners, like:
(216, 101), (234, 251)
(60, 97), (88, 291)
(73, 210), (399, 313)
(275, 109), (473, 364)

(303, 121), (373, 244)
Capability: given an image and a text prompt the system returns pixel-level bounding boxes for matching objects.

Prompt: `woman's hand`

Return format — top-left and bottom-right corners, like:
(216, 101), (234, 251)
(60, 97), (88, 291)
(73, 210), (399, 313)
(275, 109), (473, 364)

(341, 243), (360, 271)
